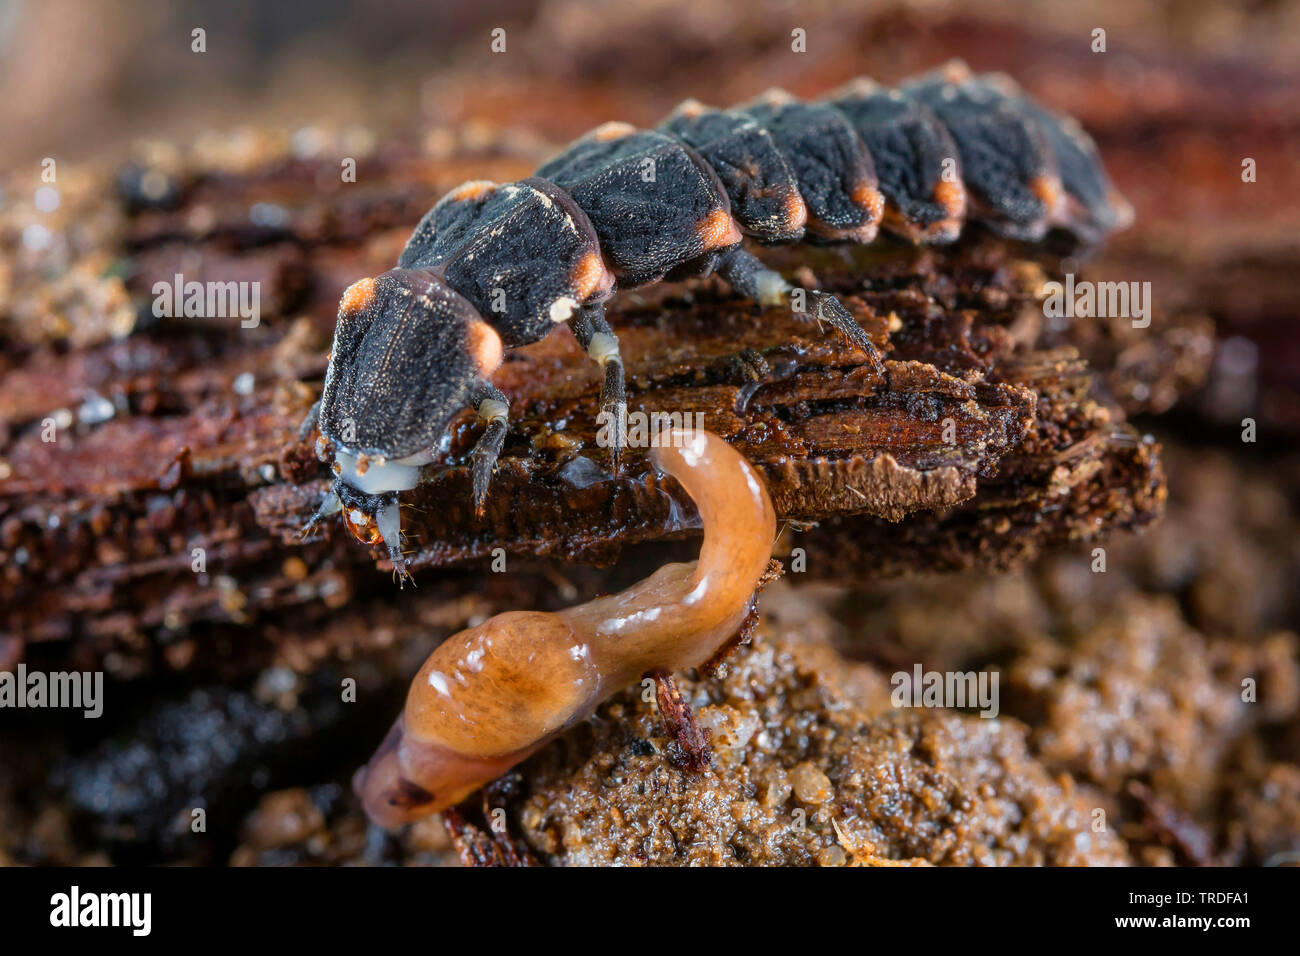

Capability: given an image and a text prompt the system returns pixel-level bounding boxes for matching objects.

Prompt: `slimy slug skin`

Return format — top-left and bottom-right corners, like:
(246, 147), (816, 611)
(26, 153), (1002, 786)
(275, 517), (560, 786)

(354, 429), (776, 827)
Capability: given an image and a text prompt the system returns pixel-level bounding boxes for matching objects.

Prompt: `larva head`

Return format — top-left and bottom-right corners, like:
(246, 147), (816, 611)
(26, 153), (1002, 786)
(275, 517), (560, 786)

(312, 268), (503, 578)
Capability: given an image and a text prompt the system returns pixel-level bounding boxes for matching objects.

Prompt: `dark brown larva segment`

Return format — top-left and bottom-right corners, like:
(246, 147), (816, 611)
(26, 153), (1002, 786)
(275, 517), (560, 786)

(978, 71), (1134, 243)
(822, 78), (966, 243)
(399, 177), (613, 345)
(901, 62), (1062, 241)
(307, 60), (1131, 580)
(738, 90), (884, 243)
(535, 125), (740, 288)
(660, 101), (807, 243)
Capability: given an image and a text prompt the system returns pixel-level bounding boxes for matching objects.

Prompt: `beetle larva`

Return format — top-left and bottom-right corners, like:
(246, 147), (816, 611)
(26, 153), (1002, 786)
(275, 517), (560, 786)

(300, 59), (1130, 580)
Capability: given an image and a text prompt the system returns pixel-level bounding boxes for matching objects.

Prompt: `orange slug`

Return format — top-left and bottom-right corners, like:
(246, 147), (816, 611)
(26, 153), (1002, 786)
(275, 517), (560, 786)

(354, 428), (776, 827)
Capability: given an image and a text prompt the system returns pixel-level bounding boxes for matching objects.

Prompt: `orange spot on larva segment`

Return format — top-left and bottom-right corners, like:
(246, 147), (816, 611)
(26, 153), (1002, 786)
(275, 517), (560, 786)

(851, 183), (885, 224)
(339, 277), (377, 316)
(697, 209), (743, 250)
(1030, 175), (1064, 216)
(940, 59), (973, 83)
(675, 98), (708, 119)
(466, 320), (504, 375)
(781, 190), (808, 232)
(756, 88), (795, 106)
(590, 122), (637, 142)
(447, 180), (498, 203)
(571, 251), (614, 301)
(932, 178), (967, 219)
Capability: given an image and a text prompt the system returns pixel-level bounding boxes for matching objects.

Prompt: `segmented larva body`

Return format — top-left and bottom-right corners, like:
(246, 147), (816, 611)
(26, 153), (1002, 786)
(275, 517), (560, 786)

(304, 60), (1131, 578)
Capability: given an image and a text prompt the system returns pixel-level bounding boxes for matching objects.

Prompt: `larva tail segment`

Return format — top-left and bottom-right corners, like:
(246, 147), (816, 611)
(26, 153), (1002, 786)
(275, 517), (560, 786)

(978, 70), (1134, 246)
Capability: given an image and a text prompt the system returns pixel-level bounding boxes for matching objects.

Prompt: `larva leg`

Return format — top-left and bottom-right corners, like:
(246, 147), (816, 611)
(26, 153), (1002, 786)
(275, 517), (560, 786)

(649, 669), (713, 773)
(806, 290), (886, 377)
(301, 484), (342, 537)
(469, 382), (510, 514)
(567, 304), (627, 475)
(297, 398), (321, 442)
(716, 247), (884, 375)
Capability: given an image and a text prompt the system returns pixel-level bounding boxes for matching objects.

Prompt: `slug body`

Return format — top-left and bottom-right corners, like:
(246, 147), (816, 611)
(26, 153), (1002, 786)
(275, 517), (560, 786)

(303, 59), (1131, 578)
(354, 429), (775, 827)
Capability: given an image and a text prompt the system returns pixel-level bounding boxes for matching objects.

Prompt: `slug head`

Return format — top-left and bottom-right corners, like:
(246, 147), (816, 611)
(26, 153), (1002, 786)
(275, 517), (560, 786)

(353, 714), (521, 827)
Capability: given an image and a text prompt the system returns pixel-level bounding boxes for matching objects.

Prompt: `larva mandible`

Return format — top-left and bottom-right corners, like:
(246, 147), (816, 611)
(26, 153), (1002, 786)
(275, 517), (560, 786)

(299, 60), (1132, 581)
(353, 428), (775, 826)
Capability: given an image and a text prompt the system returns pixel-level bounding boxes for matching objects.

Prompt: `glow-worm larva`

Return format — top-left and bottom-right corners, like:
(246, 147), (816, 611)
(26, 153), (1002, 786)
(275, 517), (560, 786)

(354, 428), (776, 826)
(301, 60), (1130, 581)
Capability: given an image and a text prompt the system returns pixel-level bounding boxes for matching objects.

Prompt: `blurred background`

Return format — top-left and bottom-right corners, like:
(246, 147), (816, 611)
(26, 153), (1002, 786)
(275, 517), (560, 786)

(5, 0), (1300, 169)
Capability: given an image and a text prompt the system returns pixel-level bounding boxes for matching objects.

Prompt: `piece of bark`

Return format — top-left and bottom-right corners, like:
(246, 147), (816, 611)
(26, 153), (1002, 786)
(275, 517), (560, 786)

(2, 135), (1175, 662)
